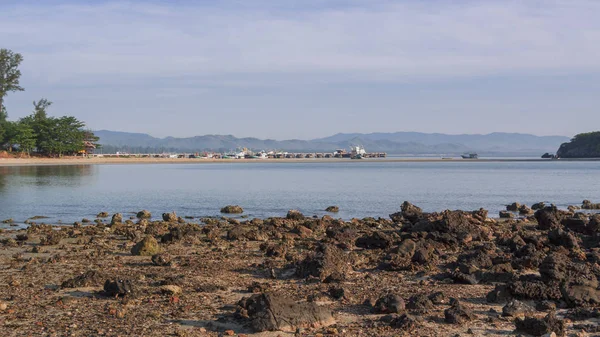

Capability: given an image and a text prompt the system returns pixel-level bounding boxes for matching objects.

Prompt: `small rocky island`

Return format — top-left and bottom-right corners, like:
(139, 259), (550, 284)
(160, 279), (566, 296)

(556, 131), (600, 158)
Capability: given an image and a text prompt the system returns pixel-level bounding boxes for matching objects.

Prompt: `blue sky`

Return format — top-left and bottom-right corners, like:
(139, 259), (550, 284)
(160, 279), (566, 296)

(1, 0), (599, 139)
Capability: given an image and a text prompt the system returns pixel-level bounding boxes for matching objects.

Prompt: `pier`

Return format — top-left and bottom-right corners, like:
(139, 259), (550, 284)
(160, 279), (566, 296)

(89, 151), (388, 159)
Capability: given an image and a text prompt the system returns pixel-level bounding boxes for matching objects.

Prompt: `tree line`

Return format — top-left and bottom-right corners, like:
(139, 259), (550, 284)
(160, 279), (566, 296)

(0, 49), (99, 156)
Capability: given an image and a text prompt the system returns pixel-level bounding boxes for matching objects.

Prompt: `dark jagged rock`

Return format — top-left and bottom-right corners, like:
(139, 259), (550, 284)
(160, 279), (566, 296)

(536, 301), (557, 312)
(582, 199), (600, 210)
(562, 285), (600, 307)
(534, 206), (568, 230)
(548, 228), (579, 249)
(519, 204), (534, 215)
(502, 300), (534, 317)
(40, 231), (62, 246)
(104, 278), (135, 297)
(389, 313), (421, 331)
(444, 299), (475, 324)
(412, 245), (435, 265)
(110, 213), (122, 225)
(161, 224), (201, 243)
(411, 209), (490, 242)
(286, 210), (304, 220)
(260, 243), (287, 258)
(406, 294), (434, 313)
(532, 202), (546, 210)
(380, 239), (416, 270)
(487, 285), (512, 303)
(328, 286), (345, 300)
(429, 292), (447, 305)
(162, 212), (177, 222)
(325, 226), (358, 249)
(97, 212), (109, 218)
(450, 271), (478, 285)
(325, 206), (339, 213)
(151, 253), (172, 266)
(61, 270), (104, 288)
(295, 243), (349, 281)
(508, 278), (562, 301)
(458, 250), (493, 269)
(227, 226), (267, 241)
(561, 213), (593, 235)
(355, 231), (393, 249)
(507, 202), (520, 212)
(323, 271), (346, 284)
(400, 201), (423, 224)
(136, 210), (151, 219)
(373, 294), (405, 314)
(220, 205), (244, 214)
(499, 211), (514, 218)
(515, 312), (565, 337)
(237, 293), (335, 332)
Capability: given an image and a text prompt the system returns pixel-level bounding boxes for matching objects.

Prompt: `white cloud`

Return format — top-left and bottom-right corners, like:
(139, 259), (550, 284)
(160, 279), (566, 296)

(1, 0), (599, 86)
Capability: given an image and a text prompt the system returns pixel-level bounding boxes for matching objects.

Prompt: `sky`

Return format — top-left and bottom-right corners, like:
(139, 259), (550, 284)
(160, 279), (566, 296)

(1, 0), (599, 140)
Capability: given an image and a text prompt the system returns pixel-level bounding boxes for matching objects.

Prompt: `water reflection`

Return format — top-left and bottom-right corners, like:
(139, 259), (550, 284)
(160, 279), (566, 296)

(0, 165), (95, 189)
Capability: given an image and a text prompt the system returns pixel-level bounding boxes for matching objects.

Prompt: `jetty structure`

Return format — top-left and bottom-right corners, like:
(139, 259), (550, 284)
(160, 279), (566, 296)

(90, 146), (386, 159)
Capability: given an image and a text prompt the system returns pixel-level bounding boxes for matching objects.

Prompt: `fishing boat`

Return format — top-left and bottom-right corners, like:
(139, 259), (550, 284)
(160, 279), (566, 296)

(461, 153), (478, 159)
(350, 145), (366, 159)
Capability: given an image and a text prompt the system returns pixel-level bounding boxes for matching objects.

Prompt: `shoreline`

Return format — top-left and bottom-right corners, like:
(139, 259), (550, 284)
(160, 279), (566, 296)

(2, 156), (599, 166)
(0, 206), (598, 335)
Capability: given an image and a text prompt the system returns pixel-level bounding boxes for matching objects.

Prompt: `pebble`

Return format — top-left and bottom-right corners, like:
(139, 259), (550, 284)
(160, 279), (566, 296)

(0, 301), (8, 311)
(160, 285), (182, 295)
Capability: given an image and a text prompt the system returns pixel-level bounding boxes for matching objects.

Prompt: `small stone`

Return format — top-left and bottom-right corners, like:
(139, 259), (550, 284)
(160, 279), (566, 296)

(224, 329), (235, 336)
(0, 301), (8, 311)
(161, 285), (182, 295)
(151, 253), (172, 266)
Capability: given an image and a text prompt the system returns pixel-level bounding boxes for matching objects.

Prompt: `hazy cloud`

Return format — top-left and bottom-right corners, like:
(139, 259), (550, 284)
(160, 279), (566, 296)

(1, 0), (599, 138)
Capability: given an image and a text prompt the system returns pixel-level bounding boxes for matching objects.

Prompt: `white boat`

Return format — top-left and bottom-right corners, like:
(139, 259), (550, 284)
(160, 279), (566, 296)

(351, 145), (366, 159)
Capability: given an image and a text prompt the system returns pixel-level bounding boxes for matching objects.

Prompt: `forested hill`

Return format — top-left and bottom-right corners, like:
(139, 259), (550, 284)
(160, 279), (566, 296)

(95, 130), (568, 156)
(557, 132), (600, 158)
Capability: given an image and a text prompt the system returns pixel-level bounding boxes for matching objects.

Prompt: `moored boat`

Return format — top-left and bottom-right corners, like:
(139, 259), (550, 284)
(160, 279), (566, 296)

(461, 153), (478, 159)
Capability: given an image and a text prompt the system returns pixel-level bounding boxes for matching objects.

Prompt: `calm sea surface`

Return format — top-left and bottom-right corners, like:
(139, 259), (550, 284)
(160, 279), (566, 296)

(1, 161), (599, 226)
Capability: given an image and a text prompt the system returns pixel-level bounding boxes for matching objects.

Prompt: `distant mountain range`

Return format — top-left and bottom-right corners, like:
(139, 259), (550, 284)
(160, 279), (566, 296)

(94, 130), (569, 156)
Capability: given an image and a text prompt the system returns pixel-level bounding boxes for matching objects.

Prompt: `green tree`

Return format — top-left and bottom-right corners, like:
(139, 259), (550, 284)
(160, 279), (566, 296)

(0, 49), (25, 114)
(1, 121), (19, 152)
(32, 98), (51, 121)
(13, 122), (36, 155)
(37, 116), (87, 156)
(0, 104), (6, 122)
(0, 105), (7, 146)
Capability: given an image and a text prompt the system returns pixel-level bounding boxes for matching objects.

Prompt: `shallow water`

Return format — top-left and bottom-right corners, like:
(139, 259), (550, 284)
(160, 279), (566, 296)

(1, 161), (599, 226)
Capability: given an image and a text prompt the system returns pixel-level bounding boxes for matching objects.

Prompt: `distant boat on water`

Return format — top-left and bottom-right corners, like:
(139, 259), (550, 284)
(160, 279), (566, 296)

(461, 153), (478, 159)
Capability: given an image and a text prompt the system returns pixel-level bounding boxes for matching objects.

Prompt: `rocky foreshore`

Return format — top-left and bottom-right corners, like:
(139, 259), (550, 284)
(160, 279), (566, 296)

(1, 203), (600, 336)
